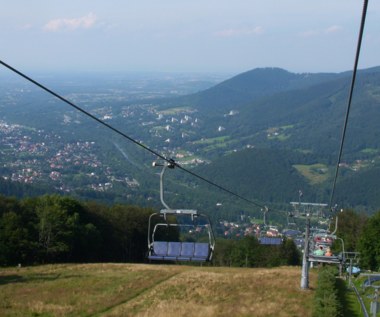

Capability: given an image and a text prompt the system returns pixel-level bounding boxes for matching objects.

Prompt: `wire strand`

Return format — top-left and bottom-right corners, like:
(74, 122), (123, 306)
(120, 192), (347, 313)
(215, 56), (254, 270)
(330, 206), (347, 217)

(328, 0), (369, 210)
(0, 59), (267, 210)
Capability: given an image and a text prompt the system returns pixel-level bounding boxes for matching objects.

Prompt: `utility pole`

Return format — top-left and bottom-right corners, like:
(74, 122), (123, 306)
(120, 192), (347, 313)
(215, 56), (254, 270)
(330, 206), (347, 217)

(290, 200), (328, 290)
(348, 257), (353, 286)
(301, 216), (310, 289)
(370, 286), (379, 317)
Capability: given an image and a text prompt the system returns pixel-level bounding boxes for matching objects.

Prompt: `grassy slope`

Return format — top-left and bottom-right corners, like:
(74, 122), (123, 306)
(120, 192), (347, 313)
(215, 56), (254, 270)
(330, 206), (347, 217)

(0, 264), (316, 317)
(293, 164), (330, 185)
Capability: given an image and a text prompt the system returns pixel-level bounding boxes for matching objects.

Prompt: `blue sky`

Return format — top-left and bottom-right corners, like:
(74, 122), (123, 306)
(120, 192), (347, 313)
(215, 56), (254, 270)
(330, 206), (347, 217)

(1, 0), (380, 74)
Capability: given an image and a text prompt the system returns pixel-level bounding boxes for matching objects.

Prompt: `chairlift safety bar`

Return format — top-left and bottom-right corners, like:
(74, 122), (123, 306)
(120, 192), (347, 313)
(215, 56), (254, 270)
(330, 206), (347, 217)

(160, 209), (198, 215)
(290, 202), (328, 206)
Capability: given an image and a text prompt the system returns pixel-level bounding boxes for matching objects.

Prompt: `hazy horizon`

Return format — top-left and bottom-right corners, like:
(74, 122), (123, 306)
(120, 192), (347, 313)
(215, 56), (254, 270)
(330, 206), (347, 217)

(1, 1), (380, 75)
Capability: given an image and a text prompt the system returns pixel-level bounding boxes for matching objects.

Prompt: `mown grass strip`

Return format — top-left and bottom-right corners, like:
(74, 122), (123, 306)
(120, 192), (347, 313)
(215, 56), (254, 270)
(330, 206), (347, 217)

(90, 272), (181, 317)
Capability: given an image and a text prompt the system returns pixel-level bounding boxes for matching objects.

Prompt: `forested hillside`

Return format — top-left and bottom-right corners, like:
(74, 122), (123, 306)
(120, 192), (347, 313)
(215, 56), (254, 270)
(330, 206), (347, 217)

(1, 66), (380, 214)
(158, 66), (380, 211)
(170, 66), (380, 158)
(194, 148), (316, 203)
(334, 163), (380, 209)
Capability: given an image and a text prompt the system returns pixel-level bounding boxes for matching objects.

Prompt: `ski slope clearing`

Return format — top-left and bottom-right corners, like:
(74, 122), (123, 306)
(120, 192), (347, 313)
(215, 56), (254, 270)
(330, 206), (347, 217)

(0, 263), (316, 317)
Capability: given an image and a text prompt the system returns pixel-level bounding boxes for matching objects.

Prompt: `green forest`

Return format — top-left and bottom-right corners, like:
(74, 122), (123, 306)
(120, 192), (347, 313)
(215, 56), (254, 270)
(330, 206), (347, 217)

(0, 194), (299, 267)
(1, 194), (380, 272)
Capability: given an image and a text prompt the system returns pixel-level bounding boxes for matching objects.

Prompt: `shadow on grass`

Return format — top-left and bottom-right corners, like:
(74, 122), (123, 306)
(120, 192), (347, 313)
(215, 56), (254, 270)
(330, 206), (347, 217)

(336, 278), (360, 317)
(0, 274), (25, 285)
(0, 273), (83, 285)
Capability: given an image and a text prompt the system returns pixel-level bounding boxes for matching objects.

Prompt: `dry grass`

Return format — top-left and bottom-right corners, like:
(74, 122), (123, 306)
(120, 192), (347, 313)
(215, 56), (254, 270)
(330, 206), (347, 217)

(0, 264), (316, 317)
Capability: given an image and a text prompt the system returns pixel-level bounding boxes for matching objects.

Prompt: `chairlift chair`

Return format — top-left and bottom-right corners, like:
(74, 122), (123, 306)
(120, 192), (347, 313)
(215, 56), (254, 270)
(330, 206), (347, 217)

(287, 210), (297, 227)
(308, 216), (345, 265)
(258, 207), (283, 245)
(293, 202), (346, 265)
(147, 160), (215, 262)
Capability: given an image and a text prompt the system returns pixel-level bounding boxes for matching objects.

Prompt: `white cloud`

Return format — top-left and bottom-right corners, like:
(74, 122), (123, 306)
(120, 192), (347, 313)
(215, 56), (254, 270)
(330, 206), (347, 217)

(214, 26), (264, 38)
(325, 25), (342, 34)
(299, 30), (320, 38)
(300, 25), (342, 38)
(44, 12), (97, 32)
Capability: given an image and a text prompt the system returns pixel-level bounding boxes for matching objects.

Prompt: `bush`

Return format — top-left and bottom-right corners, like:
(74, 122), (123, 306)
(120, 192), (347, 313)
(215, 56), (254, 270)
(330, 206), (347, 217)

(312, 267), (342, 317)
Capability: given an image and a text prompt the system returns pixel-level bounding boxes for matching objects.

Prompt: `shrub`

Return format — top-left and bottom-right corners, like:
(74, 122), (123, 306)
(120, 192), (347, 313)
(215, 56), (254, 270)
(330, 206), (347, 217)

(312, 267), (342, 317)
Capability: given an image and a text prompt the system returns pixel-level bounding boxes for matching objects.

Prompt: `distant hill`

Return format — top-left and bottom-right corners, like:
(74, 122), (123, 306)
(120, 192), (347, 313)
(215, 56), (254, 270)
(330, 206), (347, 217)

(167, 66), (380, 158)
(168, 67), (346, 113)
(230, 67), (380, 155)
(169, 66), (380, 210)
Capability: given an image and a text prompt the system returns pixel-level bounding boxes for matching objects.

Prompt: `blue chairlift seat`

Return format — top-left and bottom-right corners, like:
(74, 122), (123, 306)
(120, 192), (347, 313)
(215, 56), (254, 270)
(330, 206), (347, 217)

(259, 237), (283, 245)
(192, 243), (210, 261)
(282, 229), (302, 237)
(147, 209), (215, 262)
(148, 241), (168, 260)
(166, 242), (182, 260)
(148, 241), (210, 262)
(178, 242), (195, 261)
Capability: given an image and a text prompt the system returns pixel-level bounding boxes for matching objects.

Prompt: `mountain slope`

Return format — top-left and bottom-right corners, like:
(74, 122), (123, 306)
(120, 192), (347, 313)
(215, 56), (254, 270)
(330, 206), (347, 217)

(335, 164), (380, 210)
(168, 67), (344, 113)
(181, 66), (380, 160)
(232, 68), (380, 157)
(178, 67), (380, 210)
(194, 147), (316, 204)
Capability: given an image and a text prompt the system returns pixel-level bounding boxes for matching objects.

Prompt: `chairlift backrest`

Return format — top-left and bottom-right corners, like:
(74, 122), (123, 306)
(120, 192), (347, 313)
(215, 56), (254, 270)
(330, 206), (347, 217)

(180, 242), (195, 257)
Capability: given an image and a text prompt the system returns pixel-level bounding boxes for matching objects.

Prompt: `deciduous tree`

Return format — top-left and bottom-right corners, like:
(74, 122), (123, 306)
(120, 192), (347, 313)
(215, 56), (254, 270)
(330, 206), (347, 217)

(358, 210), (380, 270)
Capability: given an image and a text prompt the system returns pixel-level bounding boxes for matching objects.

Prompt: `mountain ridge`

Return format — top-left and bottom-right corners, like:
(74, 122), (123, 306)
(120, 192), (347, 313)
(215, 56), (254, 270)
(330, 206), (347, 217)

(159, 66), (380, 114)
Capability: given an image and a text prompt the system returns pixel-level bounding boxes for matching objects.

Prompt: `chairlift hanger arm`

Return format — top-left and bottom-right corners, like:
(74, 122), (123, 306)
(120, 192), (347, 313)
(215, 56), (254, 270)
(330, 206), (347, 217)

(153, 160), (176, 211)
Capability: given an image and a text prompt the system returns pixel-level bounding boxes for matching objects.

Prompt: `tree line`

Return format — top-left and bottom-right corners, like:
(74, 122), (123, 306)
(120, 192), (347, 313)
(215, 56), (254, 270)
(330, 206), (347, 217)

(212, 236), (300, 267)
(0, 194), (301, 267)
(1, 193), (380, 271)
(0, 194), (151, 265)
(332, 208), (380, 272)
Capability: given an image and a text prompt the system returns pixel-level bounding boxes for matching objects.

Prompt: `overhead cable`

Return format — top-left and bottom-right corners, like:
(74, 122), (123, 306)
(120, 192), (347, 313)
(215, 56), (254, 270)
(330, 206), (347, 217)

(0, 60), (168, 162)
(0, 59), (267, 210)
(328, 0), (369, 210)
